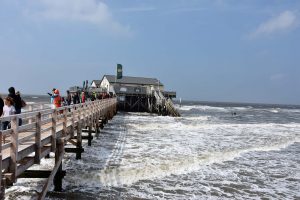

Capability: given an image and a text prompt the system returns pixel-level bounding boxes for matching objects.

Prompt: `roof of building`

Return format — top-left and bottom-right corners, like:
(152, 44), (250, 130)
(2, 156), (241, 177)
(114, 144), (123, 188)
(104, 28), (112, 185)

(92, 80), (101, 85)
(102, 75), (164, 86)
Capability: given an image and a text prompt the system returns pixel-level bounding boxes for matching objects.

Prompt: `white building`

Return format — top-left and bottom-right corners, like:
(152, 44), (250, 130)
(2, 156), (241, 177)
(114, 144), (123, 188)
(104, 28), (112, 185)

(100, 75), (164, 95)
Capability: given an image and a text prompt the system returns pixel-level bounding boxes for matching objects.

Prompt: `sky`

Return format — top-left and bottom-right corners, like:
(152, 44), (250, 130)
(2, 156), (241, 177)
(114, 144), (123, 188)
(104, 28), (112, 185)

(0, 0), (299, 105)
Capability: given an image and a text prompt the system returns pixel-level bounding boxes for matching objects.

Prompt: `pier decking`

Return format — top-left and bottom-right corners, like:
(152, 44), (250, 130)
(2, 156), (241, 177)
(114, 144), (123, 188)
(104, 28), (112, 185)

(0, 98), (117, 199)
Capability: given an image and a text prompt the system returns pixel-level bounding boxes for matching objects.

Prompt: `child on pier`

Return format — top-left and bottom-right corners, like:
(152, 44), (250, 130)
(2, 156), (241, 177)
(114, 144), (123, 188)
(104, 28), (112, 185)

(2, 97), (15, 143)
(2, 97), (15, 129)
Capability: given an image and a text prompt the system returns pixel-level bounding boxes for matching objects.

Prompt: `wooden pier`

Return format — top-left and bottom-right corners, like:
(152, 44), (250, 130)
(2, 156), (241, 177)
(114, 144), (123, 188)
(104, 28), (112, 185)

(0, 98), (117, 199)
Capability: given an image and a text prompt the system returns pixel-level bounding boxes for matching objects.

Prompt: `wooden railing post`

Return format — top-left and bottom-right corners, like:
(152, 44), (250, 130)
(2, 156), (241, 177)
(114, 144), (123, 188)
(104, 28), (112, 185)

(71, 108), (75, 138)
(53, 139), (64, 192)
(34, 112), (42, 164)
(51, 110), (57, 152)
(63, 108), (67, 137)
(10, 116), (19, 183)
(28, 105), (33, 124)
(76, 106), (82, 160)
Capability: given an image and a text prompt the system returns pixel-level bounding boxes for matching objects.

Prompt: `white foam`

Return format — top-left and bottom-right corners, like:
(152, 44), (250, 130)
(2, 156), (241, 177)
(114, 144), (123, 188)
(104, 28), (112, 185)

(76, 137), (300, 187)
(178, 105), (228, 112)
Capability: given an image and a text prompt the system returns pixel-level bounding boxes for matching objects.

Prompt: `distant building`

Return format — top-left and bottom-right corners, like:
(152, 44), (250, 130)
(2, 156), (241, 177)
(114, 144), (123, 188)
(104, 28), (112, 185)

(69, 65), (179, 116)
(100, 75), (164, 95)
(91, 80), (101, 88)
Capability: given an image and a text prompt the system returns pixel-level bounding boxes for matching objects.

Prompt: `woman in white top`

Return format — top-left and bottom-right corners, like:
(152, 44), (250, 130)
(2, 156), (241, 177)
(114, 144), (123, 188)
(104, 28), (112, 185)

(2, 97), (15, 130)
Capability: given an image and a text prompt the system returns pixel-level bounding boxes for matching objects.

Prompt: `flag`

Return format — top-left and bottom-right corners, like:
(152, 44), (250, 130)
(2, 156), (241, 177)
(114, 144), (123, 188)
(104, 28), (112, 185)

(117, 64), (123, 79)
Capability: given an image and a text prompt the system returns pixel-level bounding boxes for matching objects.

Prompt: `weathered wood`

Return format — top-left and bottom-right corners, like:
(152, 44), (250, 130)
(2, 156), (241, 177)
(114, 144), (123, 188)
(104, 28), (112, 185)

(62, 108), (67, 137)
(51, 110), (57, 152)
(0, 98), (117, 198)
(88, 126), (92, 146)
(39, 139), (64, 200)
(35, 112), (42, 164)
(9, 117), (19, 183)
(82, 136), (94, 140)
(65, 148), (84, 154)
(82, 129), (96, 133)
(76, 122), (82, 160)
(18, 132), (36, 144)
(53, 139), (64, 192)
(18, 170), (66, 179)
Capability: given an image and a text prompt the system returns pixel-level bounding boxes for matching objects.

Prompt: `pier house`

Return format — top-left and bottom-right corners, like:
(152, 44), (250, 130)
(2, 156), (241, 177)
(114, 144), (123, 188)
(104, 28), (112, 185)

(99, 73), (179, 116)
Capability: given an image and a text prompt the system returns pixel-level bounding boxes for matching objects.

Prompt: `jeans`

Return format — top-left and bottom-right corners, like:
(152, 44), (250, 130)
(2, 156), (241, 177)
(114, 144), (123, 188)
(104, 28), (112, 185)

(2, 121), (10, 130)
(16, 108), (22, 126)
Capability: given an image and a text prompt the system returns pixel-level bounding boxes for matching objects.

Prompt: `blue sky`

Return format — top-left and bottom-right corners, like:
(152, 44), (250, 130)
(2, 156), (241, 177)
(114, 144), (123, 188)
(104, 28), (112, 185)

(0, 0), (299, 104)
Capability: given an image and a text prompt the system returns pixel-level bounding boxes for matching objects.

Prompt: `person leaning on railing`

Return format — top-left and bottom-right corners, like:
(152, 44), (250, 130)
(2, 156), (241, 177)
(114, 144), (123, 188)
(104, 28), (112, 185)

(0, 95), (4, 117)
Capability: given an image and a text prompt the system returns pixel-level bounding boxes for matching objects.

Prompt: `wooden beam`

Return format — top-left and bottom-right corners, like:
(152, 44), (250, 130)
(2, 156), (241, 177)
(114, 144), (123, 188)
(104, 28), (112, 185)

(65, 148), (84, 154)
(35, 112), (42, 164)
(88, 126), (92, 146)
(51, 110), (57, 152)
(76, 122), (82, 160)
(10, 116), (19, 183)
(38, 139), (64, 200)
(18, 170), (66, 179)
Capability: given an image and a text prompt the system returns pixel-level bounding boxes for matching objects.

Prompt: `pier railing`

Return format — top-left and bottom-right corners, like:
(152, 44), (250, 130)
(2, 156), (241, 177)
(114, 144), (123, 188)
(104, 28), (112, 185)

(0, 98), (117, 199)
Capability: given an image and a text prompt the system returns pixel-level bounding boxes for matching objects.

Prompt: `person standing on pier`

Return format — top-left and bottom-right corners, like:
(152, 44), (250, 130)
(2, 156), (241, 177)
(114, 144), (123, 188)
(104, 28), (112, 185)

(66, 90), (72, 106)
(2, 97), (15, 130)
(0, 95), (4, 117)
(53, 89), (62, 108)
(72, 92), (80, 104)
(8, 87), (23, 125)
(81, 91), (86, 103)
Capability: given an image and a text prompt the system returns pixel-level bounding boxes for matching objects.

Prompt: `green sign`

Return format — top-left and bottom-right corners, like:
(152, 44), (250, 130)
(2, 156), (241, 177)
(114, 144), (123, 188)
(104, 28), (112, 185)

(117, 64), (123, 79)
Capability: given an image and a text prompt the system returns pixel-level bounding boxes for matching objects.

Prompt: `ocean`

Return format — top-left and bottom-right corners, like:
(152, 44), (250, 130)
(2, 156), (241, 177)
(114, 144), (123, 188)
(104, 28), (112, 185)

(4, 100), (300, 200)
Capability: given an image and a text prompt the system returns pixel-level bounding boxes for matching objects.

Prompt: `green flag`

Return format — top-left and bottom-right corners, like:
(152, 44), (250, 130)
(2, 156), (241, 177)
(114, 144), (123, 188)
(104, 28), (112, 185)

(117, 64), (123, 79)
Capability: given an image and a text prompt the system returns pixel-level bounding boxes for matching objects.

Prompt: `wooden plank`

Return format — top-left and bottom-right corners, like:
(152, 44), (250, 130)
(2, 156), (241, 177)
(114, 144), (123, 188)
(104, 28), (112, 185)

(65, 148), (84, 153)
(18, 123), (35, 132)
(1, 129), (12, 137)
(2, 142), (11, 151)
(41, 126), (52, 134)
(16, 157), (35, 177)
(17, 144), (35, 162)
(41, 118), (52, 125)
(18, 170), (66, 179)
(18, 132), (36, 144)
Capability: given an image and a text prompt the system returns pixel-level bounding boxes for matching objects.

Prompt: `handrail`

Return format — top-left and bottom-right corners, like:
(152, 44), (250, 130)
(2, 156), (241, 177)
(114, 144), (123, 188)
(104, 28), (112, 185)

(0, 98), (117, 183)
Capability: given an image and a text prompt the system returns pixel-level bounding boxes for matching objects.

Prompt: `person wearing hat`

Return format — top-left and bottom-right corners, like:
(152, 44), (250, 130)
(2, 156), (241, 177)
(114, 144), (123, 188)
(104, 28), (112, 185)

(53, 89), (62, 108)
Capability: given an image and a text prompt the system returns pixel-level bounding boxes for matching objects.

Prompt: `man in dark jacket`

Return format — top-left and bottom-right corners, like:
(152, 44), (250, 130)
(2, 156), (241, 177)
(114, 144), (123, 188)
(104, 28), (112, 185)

(0, 96), (4, 116)
(66, 90), (72, 106)
(8, 87), (23, 125)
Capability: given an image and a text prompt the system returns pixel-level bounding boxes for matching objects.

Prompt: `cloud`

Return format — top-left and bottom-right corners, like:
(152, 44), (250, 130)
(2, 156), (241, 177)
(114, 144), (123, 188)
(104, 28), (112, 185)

(270, 73), (287, 81)
(120, 6), (156, 12)
(25, 0), (131, 36)
(250, 10), (298, 38)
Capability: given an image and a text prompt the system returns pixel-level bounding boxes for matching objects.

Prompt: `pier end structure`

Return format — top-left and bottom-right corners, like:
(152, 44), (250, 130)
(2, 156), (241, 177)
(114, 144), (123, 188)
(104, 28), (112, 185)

(98, 72), (180, 116)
